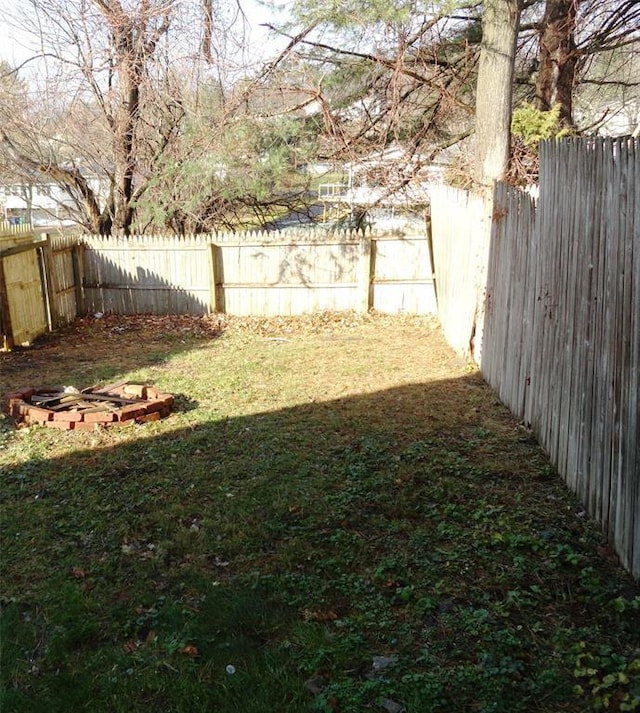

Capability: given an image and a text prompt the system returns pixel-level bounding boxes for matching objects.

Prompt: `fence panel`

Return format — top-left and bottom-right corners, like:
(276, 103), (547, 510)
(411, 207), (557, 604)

(482, 184), (537, 418)
(371, 236), (436, 314)
(0, 241), (48, 348)
(79, 229), (435, 317)
(482, 139), (640, 578)
(430, 186), (490, 359)
(44, 234), (81, 326)
(216, 237), (361, 316)
(82, 235), (212, 315)
(431, 138), (639, 579)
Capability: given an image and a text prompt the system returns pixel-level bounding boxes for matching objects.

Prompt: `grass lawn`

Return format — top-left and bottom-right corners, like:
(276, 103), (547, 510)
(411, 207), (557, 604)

(1, 312), (638, 713)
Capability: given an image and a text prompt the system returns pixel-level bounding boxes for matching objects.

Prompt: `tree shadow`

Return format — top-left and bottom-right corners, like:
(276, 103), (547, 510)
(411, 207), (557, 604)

(1, 371), (638, 712)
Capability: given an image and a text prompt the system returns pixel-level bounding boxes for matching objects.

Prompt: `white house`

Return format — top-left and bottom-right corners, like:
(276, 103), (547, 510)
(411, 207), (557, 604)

(317, 143), (448, 229)
(0, 170), (108, 228)
(0, 181), (76, 226)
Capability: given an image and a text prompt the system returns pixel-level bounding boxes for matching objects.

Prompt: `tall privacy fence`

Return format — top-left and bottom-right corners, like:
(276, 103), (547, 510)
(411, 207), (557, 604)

(431, 137), (639, 579)
(0, 228), (436, 349)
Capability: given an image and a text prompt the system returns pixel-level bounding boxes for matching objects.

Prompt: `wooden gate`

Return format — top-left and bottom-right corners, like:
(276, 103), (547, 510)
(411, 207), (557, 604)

(0, 236), (48, 350)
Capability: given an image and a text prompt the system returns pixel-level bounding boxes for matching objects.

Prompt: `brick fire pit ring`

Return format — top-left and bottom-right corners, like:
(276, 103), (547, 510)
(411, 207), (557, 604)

(3, 382), (174, 430)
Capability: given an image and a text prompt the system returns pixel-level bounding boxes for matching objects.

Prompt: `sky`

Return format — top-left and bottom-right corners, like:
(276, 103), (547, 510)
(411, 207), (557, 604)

(0, 0), (38, 67)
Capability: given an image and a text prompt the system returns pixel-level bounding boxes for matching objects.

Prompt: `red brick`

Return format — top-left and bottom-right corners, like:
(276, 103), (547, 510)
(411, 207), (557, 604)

(143, 399), (167, 414)
(114, 418), (136, 427)
(84, 412), (117, 424)
(45, 419), (75, 429)
(72, 420), (101, 430)
(117, 405), (146, 422)
(12, 401), (30, 417)
(53, 411), (84, 422)
(25, 416), (49, 426)
(6, 399), (20, 416)
(136, 411), (161, 424)
(5, 383), (173, 429)
(23, 406), (53, 422)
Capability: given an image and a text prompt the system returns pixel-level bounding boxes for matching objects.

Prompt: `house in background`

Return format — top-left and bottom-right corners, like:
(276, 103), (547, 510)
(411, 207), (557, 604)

(0, 168), (108, 228)
(0, 180), (76, 227)
(317, 143), (448, 230)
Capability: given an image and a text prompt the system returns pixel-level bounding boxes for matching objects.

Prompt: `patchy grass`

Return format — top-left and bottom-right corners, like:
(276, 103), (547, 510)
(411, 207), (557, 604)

(1, 313), (638, 713)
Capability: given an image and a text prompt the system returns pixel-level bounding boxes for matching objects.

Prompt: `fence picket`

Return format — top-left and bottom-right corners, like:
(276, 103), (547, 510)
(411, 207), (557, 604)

(431, 138), (640, 580)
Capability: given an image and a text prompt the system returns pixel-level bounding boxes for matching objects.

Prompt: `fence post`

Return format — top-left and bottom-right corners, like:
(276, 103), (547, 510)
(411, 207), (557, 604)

(357, 236), (373, 313)
(39, 235), (59, 329)
(0, 256), (14, 350)
(209, 244), (225, 313)
(71, 243), (85, 316)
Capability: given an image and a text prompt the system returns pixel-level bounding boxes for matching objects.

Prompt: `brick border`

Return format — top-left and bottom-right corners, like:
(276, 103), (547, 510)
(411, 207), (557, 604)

(2, 383), (174, 430)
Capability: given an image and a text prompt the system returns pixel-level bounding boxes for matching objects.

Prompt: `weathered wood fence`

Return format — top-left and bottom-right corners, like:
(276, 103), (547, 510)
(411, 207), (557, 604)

(1, 228), (436, 347)
(431, 137), (639, 580)
(0, 231), (48, 350)
(79, 230), (436, 317)
(430, 187), (491, 358)
(0, 231), (82, 349)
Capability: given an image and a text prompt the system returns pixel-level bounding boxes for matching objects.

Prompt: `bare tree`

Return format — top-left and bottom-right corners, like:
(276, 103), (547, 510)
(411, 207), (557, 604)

(0, 0), (243, 235)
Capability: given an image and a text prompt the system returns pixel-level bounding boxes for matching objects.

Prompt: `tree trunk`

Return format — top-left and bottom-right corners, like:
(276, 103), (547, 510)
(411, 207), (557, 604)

(475, 0), (521, 187)
(536, 0), (579, 127)
(113, 64), (141, 235)
(109, 10), (143, 236)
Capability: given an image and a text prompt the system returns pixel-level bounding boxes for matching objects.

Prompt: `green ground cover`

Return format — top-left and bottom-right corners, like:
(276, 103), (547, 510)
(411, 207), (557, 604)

(1, 313), (638, 712)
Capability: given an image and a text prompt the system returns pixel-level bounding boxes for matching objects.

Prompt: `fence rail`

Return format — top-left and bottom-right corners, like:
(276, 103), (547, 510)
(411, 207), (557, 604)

(431, 137), (639, 580)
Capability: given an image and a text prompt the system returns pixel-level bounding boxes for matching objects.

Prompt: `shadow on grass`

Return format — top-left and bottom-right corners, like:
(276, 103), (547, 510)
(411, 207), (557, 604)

(1, 376), (639, 713)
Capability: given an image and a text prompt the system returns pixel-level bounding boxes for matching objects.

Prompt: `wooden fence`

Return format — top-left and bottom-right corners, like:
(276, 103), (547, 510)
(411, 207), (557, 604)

(0, 221), (36, 240)
(79, 229), (436, 317)
(1, 228), (435, 347)
(0, 233), (48, 349)
(431, 137), (639, 580)
(430, 186), (491, 359)
(45, 234), (84, 328)
(0, 231), (81, 349)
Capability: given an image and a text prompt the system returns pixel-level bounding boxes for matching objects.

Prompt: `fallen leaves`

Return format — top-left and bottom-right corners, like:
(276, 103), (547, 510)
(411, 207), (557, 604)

(303, 609), (338, 622)
(123, 639), (140, 654)
(123, 633), (200, 657)
(178, 644), (200, 657)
